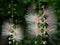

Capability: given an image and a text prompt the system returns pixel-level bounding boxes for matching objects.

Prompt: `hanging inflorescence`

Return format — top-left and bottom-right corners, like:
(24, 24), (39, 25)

(34, 3), (48, 45)
(7, 0), (18, 45)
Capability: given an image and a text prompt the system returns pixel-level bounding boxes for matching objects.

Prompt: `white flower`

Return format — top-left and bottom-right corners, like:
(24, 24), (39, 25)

(1, 22), (24, 41)
(25, 13), (40, 23)
(25, 11), (41, 37)
(1, 22), (11, 38)
(44, 7), (57, 37)
(13, 25), (24, 41)
(25, 7), (57, 38)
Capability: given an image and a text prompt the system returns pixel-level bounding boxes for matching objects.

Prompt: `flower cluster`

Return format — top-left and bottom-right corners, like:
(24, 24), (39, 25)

(25, 7), (57, 38)
(1, 21), (24, 41)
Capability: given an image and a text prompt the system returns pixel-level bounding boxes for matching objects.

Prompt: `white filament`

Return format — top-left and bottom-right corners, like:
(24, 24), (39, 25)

(25, 11), (41, 37)
(44, 7), (57, 39)
(2, 22), (11, 38)
(1, 21), (24, 41)
(25, 7), (57, 38)
(13, 25), (24, 41)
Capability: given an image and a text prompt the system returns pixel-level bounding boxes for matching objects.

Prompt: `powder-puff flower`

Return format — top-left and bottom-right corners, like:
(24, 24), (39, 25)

(25, 11), (42, 37)
(44, 7), (57, 38)
(1, 22), (24, 41)
(25, 13), (40, 23)
(13, 25), (24, 41)
(25, 7), (57, 38)
(1, 22), (12, 38)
